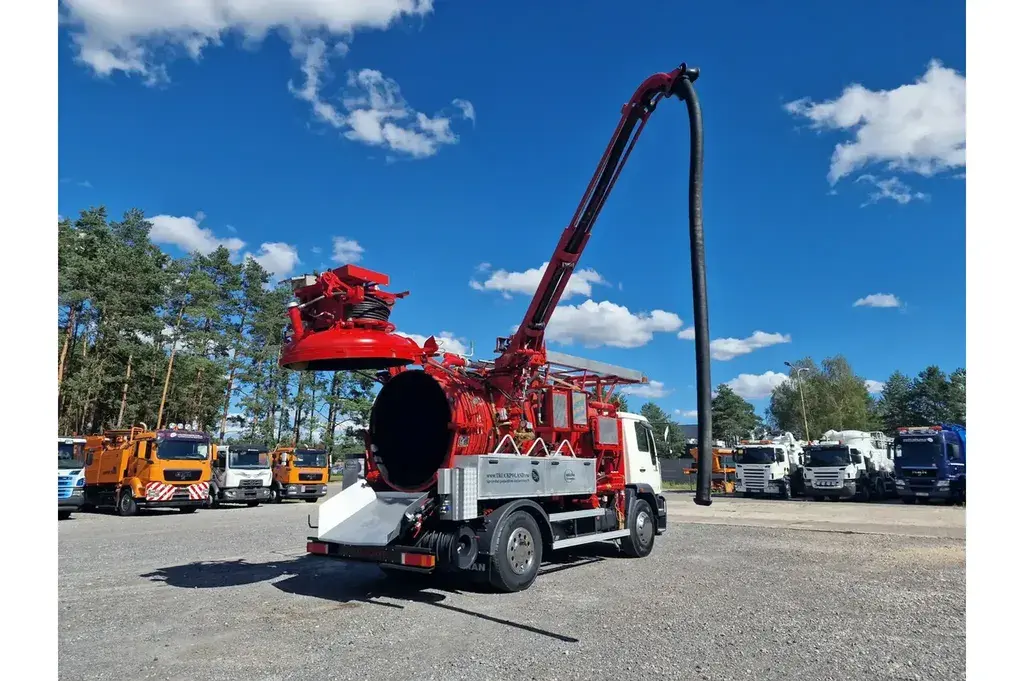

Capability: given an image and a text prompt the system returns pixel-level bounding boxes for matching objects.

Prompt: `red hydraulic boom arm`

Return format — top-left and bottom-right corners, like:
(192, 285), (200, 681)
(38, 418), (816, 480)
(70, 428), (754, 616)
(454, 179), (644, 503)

(497, 66), (696, 371)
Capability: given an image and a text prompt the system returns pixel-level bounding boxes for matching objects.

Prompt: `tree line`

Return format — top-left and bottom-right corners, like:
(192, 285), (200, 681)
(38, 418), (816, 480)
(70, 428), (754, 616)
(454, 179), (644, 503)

(58, 207), (373, 455)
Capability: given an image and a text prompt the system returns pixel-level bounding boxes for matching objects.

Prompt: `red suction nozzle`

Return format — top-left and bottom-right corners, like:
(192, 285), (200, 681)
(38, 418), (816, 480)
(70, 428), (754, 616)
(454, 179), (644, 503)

(278, 265), (423, 372)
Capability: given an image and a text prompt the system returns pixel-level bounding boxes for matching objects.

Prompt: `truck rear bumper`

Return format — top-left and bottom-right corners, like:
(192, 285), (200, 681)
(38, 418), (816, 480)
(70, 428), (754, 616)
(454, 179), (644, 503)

(306, 538), (436, 571)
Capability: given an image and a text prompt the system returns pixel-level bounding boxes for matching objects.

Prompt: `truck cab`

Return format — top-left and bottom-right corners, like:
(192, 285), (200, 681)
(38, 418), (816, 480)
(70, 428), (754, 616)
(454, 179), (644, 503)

(269, 447), (330, 503)
(803, 430), (894, 501)
(209, 443), (272, 507)
(893, 424), (966, 504)
(58, 437), (87, 520)
(618, 412), (664, 496)
(83, 425), (212, 515)
(734, 432), (804, 499)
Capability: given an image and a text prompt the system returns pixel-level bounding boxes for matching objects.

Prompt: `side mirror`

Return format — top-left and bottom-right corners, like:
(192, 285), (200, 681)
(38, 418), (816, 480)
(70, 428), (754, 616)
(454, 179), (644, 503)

(851, 454), (863, 464)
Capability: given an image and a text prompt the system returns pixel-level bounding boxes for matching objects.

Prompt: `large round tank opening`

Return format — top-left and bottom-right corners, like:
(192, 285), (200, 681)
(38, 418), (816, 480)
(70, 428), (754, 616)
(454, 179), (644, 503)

(370, 370), (452, 491)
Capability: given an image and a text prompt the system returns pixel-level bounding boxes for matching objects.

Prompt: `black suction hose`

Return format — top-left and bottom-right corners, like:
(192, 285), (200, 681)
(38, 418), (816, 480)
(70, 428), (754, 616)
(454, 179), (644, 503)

(674, 69), (713, 506)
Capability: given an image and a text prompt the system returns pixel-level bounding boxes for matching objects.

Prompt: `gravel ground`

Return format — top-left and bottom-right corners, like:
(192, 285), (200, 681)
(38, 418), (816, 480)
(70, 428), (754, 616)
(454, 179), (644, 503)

(58, 491), (965, 681)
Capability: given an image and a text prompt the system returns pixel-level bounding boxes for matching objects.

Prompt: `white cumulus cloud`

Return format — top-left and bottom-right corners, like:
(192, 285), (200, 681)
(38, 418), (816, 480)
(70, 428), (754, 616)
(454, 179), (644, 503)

(148, 214), (245, 255)
(726, 371), (789, 400)
(675, 409), (699, 419)
(620, 381), (670, 399)
(61, 0), (434, 81)
(543, 300), (683, 349)
(864, 379), (885, 394)
(853, 293), (902, 308)
(246, 242), (300, 282)
(62, 2), (472, 158)
(290, 39), (473, 159)
(471, 262), (606, 300)
(709, 331), (791, 361)
(677, 327), (695, 340)
(331, 236), (365, 264)
(785, 59), (965, 184)
(394, 330), (470, 357)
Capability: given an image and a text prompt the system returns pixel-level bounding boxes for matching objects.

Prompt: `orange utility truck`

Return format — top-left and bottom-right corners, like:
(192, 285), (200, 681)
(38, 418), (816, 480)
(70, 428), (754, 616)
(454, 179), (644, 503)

(269, 447), (329, 503)
(82, 425), (212, 515)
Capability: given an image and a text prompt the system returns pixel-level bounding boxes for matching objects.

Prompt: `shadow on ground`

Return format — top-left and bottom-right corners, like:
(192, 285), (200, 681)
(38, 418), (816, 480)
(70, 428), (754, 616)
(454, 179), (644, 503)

(140, 548), (611, 643)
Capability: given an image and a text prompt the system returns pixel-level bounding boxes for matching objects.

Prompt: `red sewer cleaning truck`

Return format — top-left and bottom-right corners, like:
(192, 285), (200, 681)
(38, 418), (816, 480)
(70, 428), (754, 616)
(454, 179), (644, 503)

(282, 63), (714, 593)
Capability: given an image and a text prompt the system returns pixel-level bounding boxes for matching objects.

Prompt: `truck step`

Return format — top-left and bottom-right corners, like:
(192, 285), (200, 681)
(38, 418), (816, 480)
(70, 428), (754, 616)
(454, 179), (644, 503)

(548, 508), (606, 523)
(551, 528), (630, 551)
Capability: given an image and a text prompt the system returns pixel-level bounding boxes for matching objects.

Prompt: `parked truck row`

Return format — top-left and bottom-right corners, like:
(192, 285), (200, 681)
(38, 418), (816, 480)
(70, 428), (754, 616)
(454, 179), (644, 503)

(724, 424), (965, 505)
(56, 426), (331, 520)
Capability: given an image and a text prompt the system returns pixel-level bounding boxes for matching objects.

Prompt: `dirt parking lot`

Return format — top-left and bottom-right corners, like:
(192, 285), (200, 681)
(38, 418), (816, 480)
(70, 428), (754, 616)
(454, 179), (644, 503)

(58, 489), (965, 681)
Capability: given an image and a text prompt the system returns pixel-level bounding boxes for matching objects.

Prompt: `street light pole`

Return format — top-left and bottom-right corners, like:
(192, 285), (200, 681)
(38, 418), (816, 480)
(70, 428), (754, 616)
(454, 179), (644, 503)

(785, 362), (812, 440)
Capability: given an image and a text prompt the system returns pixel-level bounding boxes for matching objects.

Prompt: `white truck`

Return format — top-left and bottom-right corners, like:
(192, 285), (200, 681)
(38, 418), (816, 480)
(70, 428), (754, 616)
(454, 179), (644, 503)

(308, 408), (670, 593)
(209, 442), (273, 507)
(58, 436), (88, 520)
(802, 430), (895, 502)
(734, 432), (805, 499)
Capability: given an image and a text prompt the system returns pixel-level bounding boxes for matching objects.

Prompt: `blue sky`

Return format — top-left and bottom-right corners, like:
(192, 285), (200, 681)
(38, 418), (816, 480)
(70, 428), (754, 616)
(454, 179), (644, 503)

(57, 0), (966, 422)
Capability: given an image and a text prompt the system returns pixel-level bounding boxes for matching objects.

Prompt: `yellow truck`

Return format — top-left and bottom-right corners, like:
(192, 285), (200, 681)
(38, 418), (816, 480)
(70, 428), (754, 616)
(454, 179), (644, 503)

(268, 447), (329, 503)
(83, 426), (211, 515)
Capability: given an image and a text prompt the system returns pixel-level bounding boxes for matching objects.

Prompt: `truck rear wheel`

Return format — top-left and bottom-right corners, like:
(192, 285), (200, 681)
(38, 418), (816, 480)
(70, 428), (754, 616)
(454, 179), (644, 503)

(488, 510), (542, 593)
(117, 488), (137, 517)
(620, 499), (656, 558)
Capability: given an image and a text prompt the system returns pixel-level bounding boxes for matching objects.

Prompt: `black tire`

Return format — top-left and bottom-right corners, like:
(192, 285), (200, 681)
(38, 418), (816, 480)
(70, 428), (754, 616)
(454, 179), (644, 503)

(58, 510), (71, 521)
(269, 486), (281, 504)
(247, 501), (260, 507)
(488, 510), (543, 593)
(179, 506), (198, 514)
(209, 484), (220, 508)
(304, 498), (318, 503)
(780, 479), (793, 501)
(620, 498), (656, 558)
(856, 480), (871, 503)
(117, 488), (138, 517)
(901, 497), (916, 504)
(813, 495), (825, 502)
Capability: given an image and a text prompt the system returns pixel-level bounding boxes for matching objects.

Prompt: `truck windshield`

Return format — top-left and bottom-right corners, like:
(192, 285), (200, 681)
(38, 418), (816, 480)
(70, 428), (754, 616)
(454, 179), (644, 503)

(807, 447), (850, 467)
(58, 442), (85, 467)
(895, 439), (942, 467)
(293, 450), (327, 468)
(737, 448), (774, 464)
(156, 440), (210, 461)
(229, 450), (270, 469)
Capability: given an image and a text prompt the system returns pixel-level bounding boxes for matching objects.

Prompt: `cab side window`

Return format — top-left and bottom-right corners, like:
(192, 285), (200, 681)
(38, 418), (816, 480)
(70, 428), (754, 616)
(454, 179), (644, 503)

(634, 422), (649, 454)
(947, 442), (961, 460)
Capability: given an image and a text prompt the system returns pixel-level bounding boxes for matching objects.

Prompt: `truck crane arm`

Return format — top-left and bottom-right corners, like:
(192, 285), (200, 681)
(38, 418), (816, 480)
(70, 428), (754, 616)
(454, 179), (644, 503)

(493, 64), (713, 505)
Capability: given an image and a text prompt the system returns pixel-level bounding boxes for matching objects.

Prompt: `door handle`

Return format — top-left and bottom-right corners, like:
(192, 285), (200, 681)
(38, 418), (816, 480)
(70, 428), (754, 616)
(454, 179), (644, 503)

(639, 468), (647, 472)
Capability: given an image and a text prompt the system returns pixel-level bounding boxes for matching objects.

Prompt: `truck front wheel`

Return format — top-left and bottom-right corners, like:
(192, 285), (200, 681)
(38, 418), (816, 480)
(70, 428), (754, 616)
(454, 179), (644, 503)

(58, 510), (71, 521)
(488, 510), (543, 593)
(620, 499), (656, 558)
(117, 488), (138, 517)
